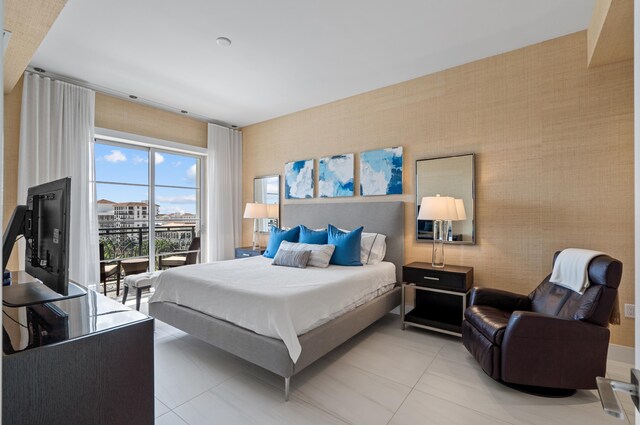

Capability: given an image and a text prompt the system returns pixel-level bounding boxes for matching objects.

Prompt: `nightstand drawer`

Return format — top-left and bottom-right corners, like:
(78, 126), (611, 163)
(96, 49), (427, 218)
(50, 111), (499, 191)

(403, 262), (473, 292)
(235, 247), (264, 258)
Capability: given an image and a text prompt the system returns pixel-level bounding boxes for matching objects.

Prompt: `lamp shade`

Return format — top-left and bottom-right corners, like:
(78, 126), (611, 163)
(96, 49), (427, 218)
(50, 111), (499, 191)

(454, 199), (467, 221)
(267, 203), (279, 218)
(418, 196), (458, 220)
(243, 203), (269, 219)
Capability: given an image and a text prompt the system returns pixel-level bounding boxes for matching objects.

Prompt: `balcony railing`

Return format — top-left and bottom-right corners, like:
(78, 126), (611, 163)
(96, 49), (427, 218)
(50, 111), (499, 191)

(99, 224), (197, 263)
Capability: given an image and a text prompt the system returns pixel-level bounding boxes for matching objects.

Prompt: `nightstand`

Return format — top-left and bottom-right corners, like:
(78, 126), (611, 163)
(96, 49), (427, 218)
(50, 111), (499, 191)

(401, 262), (473, 337)
(235, 247), (265, 258)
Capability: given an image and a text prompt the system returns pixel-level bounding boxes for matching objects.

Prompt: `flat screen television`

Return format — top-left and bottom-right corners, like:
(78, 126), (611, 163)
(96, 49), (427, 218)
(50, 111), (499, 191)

(2, 177), (71, 296)
(416, 203), (434, 239)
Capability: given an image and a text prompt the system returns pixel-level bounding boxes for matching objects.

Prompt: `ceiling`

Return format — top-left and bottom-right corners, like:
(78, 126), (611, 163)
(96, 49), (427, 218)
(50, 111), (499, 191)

(31, 0), (595, 127)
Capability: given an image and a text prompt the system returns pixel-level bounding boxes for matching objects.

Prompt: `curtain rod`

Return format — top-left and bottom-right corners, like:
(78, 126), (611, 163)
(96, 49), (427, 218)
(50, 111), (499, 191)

(25, 67), (236, 130)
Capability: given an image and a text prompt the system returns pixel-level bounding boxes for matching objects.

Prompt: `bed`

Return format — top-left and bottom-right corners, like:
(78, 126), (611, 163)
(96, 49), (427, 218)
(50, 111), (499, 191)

(148, 201), (404, 399)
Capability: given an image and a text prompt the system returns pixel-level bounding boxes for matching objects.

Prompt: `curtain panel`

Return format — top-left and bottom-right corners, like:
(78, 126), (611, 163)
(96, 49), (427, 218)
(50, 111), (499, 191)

(207, 124), (242, 261)
(17, 72), (99, 287)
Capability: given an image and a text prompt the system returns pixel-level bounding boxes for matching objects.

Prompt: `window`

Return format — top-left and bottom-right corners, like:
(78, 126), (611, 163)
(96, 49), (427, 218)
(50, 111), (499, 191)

(94, 137), (204, 297)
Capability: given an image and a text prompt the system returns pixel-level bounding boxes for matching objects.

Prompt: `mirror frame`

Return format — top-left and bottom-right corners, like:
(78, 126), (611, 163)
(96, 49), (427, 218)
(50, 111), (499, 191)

(253, 174), (281, 227)
(415, 153), (476, 245)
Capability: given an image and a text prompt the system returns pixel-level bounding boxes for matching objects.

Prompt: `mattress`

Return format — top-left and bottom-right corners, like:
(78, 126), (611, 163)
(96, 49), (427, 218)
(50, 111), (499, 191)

(149, 256), (396, 361)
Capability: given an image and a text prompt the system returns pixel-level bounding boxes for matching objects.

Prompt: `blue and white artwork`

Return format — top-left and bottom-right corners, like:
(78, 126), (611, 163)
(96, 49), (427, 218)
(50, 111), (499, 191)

(284, 159), (314, 199)
(319, 154), (354, 198)
(360, 147), (403, 196)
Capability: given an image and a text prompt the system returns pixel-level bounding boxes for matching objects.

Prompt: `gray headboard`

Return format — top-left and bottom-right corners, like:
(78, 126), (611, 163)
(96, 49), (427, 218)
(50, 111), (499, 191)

(282, 201), (404, 283)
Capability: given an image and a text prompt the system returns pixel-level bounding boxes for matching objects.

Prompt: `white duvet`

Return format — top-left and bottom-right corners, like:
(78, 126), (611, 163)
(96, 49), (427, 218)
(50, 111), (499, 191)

(149, 256), (396, 362)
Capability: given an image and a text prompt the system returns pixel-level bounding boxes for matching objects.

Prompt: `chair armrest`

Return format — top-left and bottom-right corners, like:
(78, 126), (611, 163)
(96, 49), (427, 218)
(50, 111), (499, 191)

(501, 311), (610, 389)
(469, 287), (531, 312)
(156, 250), (197, 258)
(100, 259), (119, 265)
(505, 311), (609, 342)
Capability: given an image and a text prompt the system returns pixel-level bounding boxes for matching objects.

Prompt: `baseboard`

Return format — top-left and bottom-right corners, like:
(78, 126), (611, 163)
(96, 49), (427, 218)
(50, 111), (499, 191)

(608, 343), (634, 364)
(391, 309), (635, 365)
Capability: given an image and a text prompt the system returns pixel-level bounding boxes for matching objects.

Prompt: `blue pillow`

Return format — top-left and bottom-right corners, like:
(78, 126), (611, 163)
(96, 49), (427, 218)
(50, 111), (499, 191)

(299, 225), (328, 245)
(327, 224), (363, 266)
(263, 226), (300, 258)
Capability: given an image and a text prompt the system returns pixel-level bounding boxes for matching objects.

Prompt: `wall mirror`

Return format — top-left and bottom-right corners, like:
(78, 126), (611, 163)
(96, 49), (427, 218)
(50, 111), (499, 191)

(416, 154), (475, 244)
(254, 175), (280, 231)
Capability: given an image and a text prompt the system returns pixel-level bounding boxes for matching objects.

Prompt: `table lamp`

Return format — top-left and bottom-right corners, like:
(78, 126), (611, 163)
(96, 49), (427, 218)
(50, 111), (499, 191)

(418, 195), (459, 268)
(243, 203), (269, 250)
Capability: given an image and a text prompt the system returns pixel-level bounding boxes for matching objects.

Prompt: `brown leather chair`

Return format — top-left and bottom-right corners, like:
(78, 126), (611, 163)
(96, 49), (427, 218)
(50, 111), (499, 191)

(462, 252), (622, 392)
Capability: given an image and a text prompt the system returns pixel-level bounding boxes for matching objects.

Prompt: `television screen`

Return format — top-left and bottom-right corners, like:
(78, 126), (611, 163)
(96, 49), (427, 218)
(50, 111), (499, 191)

(416, 203), (434, 239)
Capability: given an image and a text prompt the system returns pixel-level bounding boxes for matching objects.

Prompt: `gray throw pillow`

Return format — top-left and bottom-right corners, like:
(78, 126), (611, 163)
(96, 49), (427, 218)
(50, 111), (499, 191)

(272, 249), (311, 268)
(278, 241), (335, 268)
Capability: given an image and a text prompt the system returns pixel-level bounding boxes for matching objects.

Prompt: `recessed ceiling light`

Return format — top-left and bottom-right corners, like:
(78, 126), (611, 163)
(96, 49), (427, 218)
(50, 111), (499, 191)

(34, 67), (46, 73)
(180, 110), (188, 114)
(129, 95), (138, 99)
(216, 37), (232, 47)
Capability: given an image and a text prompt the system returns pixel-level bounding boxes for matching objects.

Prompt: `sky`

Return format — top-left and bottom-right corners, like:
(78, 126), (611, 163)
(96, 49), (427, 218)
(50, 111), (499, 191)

(95, 143), (199, 216)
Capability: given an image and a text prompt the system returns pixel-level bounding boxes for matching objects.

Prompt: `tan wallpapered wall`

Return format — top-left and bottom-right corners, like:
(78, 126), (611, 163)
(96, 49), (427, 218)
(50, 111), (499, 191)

(2, 78), (208, 270)
(95, 93), (208, 148)
(241, 31), (635, 347)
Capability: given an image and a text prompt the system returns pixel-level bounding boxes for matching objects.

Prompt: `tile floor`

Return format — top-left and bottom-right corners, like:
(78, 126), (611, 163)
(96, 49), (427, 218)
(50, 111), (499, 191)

(136, 300), (634, 425)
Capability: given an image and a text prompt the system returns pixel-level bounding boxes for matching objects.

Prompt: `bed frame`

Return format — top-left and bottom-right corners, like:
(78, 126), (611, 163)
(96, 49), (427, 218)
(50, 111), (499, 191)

(149, 201), (404, 400)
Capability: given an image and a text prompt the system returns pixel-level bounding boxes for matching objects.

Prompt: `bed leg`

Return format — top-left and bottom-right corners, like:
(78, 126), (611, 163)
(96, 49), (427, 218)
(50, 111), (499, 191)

(284, 377), (290, 401)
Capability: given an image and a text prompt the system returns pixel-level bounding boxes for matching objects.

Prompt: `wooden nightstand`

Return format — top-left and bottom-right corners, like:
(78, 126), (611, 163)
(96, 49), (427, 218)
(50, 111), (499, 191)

(401, 262), (473, 337)
(235, 247), (265, 258)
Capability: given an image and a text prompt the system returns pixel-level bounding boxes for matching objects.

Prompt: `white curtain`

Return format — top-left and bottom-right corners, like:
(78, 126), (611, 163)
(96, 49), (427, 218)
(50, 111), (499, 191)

(207, 123), (242, 261)
(17, 72), (99, 287)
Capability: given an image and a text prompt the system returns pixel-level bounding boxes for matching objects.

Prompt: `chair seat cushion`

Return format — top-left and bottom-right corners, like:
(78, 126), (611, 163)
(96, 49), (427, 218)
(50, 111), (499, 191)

(103, 264), (118, 275)
(162, 255), (186, 266)
(464, 305), (512, 345)
(124, 271), (161, 289)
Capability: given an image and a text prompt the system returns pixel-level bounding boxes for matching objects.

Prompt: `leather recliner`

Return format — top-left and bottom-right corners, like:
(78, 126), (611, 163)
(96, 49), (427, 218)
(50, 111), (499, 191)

(462, 252), (622, 390)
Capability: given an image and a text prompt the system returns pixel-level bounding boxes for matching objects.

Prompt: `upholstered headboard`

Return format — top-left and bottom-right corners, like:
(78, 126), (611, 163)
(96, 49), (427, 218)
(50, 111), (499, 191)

(282, 201), (405, 283)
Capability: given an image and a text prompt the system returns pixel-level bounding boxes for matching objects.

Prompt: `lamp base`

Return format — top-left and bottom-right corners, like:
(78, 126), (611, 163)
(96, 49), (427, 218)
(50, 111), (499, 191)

(432, 220), (445, 268)
(252, 220), (261, 251)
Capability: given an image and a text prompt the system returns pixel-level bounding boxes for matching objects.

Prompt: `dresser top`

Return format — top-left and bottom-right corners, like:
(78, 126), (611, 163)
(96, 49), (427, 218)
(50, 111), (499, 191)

(4, 272), (150, 355)
(404, 262), (473, 274)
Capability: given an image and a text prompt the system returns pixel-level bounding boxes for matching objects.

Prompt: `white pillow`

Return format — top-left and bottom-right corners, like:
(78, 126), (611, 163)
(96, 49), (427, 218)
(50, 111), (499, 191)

(278, 241), (335, 268)
(337, 228), (387, 265)
(361, 232), (387, 265)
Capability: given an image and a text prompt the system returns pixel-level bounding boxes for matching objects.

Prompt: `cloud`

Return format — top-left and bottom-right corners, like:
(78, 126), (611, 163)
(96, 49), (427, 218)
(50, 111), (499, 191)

(187, 164), (197, 180)
(160, 206), (186, 215)
(157, 194), (196, 204)
(155, 152), (165, 165)
(104, 150), (127, 163)
(133, 155), (147, 164)
(173, 161), (182, 167)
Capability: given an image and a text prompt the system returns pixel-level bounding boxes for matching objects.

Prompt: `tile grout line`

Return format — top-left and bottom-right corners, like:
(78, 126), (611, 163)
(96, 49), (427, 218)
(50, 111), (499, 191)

(384, 338), (447, 425)
(163, 370), (240, 414)
(413, 342), (520, 425)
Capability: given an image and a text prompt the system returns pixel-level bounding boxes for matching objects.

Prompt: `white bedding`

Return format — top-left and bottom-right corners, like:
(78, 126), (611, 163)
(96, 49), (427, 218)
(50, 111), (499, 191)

(149, 256), (396, 362)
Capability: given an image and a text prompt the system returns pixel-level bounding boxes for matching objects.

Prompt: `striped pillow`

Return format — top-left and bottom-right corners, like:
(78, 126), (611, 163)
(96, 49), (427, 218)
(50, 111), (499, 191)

(361, 232), (387, 265)
(278, 241), (335, 268)
(272, 249), (311, 268)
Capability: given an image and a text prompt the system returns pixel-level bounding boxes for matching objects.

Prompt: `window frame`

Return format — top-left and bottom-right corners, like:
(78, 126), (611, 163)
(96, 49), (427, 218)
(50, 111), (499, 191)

(93, 129), (207, 270)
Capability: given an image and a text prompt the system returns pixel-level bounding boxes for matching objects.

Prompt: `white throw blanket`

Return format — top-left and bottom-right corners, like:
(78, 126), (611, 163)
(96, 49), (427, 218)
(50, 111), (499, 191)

(549, 248), (605, 294)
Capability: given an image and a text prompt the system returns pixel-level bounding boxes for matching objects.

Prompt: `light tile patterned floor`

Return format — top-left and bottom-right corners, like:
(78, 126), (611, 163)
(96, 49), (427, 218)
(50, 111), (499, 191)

(139, 301), (634, 425)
